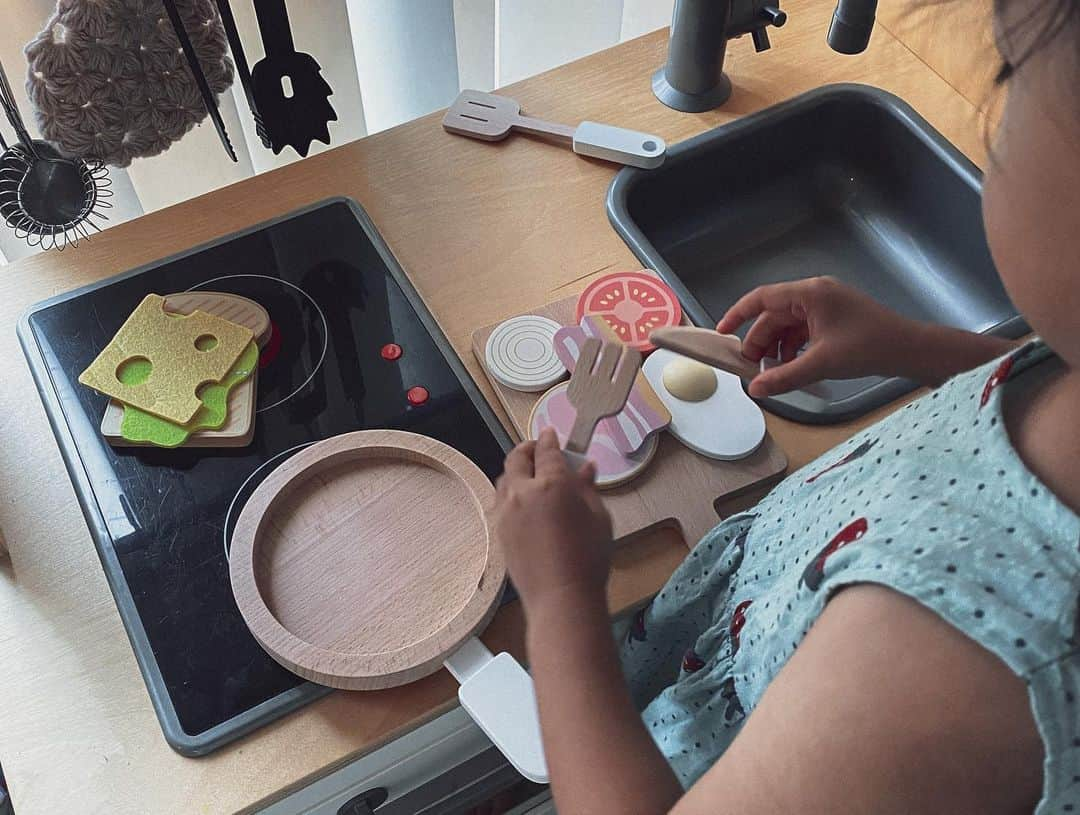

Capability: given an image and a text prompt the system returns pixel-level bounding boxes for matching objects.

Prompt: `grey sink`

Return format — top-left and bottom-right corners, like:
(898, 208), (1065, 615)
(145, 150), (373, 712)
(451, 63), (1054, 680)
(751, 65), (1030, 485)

(607, 84), (1027, 423)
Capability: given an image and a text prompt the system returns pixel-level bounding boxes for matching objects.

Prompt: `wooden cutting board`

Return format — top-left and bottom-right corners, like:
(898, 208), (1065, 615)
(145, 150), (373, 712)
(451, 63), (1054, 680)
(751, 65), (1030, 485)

(473, 291), (789, 547)
(229, 430), (505, 690)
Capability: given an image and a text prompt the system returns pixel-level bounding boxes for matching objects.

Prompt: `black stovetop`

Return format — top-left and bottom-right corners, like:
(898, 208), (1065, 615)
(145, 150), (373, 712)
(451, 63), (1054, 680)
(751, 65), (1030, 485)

(19, 199), (511, 755)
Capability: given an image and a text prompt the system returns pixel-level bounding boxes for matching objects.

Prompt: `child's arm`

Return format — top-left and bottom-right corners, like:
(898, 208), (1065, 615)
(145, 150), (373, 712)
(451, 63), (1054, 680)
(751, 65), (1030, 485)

(672, 585), (1042, 815)
(496, 435), (1042, 815)
(527, 588), (685, 812)
(716, 277), (1018, 397)
(496, 430), (684, 811)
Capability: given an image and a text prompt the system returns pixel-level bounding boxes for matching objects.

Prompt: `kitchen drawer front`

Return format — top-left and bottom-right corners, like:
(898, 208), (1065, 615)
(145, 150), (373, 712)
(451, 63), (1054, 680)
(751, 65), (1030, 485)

(260, 707), (492, 815)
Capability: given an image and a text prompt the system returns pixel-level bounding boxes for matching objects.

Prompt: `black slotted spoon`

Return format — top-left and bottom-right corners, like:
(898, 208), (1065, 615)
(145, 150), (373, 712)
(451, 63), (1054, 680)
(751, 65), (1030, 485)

(251, 0), (336, 157)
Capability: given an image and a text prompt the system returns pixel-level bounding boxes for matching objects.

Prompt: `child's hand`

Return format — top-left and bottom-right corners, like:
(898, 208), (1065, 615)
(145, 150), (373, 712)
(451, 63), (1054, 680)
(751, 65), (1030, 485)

(494, 428), (613, 612)
(716, 276), (925, 397)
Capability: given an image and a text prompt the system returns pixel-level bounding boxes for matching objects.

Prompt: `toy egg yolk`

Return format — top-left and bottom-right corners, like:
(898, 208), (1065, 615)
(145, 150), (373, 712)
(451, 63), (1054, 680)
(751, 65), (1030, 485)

(662, 357), (717, 402)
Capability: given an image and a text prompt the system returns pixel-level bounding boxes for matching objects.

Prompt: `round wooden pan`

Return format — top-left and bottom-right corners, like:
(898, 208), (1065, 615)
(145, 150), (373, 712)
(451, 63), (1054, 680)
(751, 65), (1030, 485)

(229, 430), (505, 690)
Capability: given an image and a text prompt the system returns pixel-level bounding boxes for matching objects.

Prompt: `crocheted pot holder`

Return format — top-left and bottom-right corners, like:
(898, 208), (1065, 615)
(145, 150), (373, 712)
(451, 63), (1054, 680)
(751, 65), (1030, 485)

(25, 0), (234, 166)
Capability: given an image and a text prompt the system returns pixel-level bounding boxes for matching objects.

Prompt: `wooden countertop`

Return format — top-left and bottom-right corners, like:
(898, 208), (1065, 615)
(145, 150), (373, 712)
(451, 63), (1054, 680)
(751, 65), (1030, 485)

(0, 1), (988, 812)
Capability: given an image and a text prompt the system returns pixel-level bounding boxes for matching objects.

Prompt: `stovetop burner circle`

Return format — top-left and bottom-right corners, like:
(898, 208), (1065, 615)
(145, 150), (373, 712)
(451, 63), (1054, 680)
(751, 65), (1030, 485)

(187, 274), (329, 413)
(223, 440), (317, 561)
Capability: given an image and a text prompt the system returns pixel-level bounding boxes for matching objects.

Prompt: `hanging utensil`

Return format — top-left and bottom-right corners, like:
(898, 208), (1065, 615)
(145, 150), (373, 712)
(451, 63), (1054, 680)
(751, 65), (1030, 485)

(0, 58), (112, 251)
(160, 0), (237, 161)
(251, 0), (336, 157)
(213, 0), (270, 148)
(0, 66), (36, 157)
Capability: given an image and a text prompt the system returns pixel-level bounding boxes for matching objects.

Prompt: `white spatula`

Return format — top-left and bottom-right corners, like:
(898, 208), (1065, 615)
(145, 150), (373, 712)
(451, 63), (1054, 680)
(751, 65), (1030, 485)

(443, 90), (666, 169)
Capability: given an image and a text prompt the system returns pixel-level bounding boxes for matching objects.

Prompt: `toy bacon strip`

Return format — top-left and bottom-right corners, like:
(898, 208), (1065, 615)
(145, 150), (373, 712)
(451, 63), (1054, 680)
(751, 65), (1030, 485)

(552, 315), (670, 454)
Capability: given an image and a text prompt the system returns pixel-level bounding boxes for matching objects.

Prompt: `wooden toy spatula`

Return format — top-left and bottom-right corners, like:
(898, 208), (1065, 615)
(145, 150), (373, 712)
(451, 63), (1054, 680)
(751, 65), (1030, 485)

(443, 90), (666, 169)
(650, 326), (834, 399)
(648, 327), (761, 381)
(565, 339), (642, 456)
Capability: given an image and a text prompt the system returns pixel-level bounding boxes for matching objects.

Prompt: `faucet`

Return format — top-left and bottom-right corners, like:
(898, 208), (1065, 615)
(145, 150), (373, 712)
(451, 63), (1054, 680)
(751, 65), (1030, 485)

(827, 0), (879, 53)
(653, 0), (878, 112)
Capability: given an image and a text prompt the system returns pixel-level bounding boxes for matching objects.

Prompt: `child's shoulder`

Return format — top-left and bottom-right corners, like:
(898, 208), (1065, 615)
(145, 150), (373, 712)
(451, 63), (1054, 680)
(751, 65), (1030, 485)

(736, 583), (1049, 814)
(732, 338), (1080, 812)
(765, 339), (1078, 643)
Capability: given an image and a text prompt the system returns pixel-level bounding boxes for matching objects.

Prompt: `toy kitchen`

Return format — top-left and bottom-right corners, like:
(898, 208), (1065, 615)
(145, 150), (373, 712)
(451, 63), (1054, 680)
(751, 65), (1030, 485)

(20, 183), (794, 810)
(0, 0), (1028, 811)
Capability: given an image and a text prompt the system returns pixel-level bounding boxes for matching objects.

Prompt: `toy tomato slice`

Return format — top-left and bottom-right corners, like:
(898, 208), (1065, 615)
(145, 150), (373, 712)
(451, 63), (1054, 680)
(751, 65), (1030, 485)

(575, 271), (682, 353)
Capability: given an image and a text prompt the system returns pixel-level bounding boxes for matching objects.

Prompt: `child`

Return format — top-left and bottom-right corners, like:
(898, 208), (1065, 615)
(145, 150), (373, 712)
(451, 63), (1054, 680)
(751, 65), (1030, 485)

(493, 1), (1080, 812)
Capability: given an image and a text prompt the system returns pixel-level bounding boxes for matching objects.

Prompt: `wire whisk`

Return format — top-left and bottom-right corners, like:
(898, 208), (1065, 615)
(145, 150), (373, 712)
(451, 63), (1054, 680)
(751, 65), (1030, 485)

(0, 56), (113, 251)
(0, 141), (112, 251)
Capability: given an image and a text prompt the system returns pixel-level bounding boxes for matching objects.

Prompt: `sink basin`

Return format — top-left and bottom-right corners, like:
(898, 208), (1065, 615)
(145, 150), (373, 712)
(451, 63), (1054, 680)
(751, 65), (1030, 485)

(607, 84), (1027, 423)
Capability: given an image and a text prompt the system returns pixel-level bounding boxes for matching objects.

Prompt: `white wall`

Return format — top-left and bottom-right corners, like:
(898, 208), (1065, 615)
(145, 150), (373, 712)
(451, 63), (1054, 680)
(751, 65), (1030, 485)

(621, 0), (675, 40)
(497, 0), (625, 86)
(347, 0), (460, 134)
(453, 0), (496, 91)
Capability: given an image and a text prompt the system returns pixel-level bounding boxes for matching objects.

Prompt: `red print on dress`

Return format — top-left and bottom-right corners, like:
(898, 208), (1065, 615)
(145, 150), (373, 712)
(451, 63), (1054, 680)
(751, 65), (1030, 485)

(730, 600), (753, 654)
(800, 518), (870, 591)
(981, 344), (1036, 408)
(805, 439), (879, 484)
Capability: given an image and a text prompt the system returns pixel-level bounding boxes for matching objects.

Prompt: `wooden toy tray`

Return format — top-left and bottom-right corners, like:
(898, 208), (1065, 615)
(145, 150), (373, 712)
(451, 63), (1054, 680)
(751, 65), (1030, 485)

(473, 291), (788, 547)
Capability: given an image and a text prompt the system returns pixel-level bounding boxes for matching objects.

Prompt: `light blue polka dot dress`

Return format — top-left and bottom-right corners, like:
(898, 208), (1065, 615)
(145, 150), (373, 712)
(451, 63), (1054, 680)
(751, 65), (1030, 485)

(620, 341), (1080, 813)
